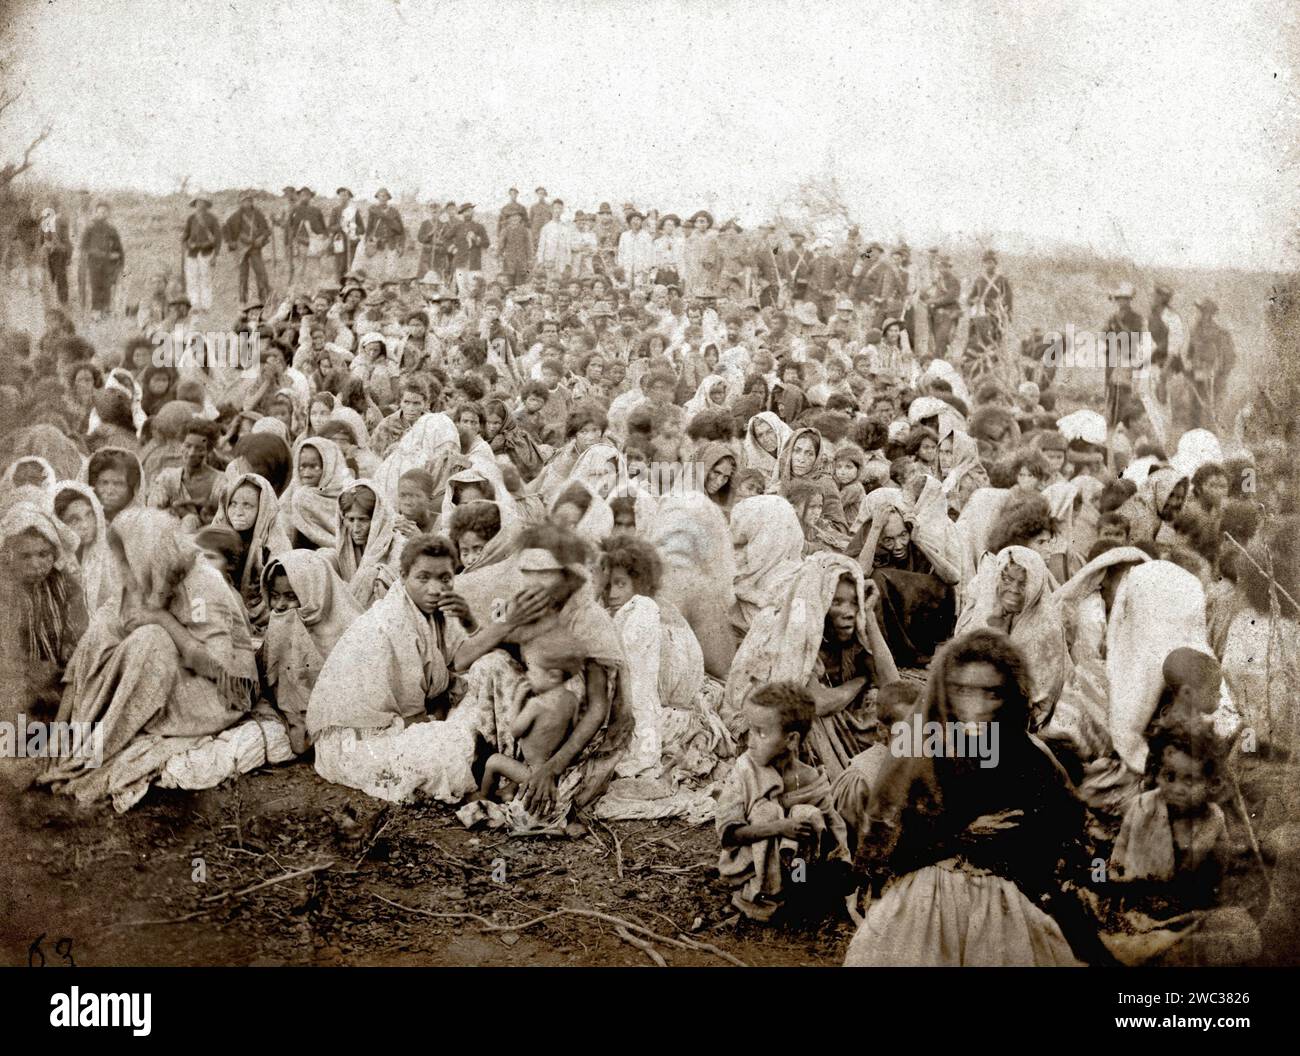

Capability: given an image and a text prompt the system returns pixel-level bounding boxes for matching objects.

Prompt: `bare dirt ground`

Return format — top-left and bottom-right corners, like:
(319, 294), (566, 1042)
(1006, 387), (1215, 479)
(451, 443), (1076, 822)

(1, 762), (853, 967)
(4, 753), (1295, 968)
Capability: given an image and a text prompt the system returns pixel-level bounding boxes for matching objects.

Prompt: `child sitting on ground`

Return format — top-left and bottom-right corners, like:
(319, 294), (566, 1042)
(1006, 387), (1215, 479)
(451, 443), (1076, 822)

(716, 682), (851, 922)
(1105, 724), (1259, 965)
(476, 641), (581, 802)
(830, 679), (922, 855)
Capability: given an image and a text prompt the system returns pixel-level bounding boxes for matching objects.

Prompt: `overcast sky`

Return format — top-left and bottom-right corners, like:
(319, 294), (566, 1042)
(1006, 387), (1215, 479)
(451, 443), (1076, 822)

(3, 0), (1296, 269)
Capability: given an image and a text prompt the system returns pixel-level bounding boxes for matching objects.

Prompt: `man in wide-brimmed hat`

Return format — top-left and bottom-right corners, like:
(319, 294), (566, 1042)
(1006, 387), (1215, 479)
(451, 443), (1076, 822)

(329, 187), (365, 283)
(1101, 279), (1145, 427)
(921, 251), (961, 359)
(451, 202), (489, 301)
(682, 209), (721, 300)
(289, 187), (328, 291)
(223, 190), (272, 306)
(181, 191), (222, 312)
(365, 187), (406, 283)
(617, 209), (654, 289)
(1183, 295), (1235, 431)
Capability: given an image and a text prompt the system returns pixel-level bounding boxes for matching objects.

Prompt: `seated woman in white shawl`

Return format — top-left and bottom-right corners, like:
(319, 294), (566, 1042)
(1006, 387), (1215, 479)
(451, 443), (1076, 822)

(52, 481), (118, 615)
(308, 533), (480, 804)
(729, 494), (805, 636)
(851, 478), (965, 668)
(260, 550), (362, 754)
(724, 552), (899, 781)
(953, 545), (1068, 729)
(323, 479), (402, 609)
(590, 534), (730, 823)
(40, 510), (267, 812)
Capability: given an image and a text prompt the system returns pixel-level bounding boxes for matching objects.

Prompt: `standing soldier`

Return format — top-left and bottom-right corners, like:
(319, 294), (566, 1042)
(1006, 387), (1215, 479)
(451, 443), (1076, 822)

(80, 200), (125, 320)
(223, 191), (272, 306)
(922, 252), (962, 360)
(894, 244), (916, 352)
(529, 186), (551, 251)
(498, 211), (532, 291)
(288, 187), (328, 291)
(40, 204), (73, 307)
(274, 184), (297, 282)
(498, 187), (529, 243)
(1101, 282), (1145, 427)
(72, 189), (93, 311)
(329, 187), (365, 283)
(365, 187), (406, 282)
(181, 192), (222, 313)
(851, 242), (899, 330)
(966, 250), (1012, 351)
(1184, 298), (1235, 430)
(451, 203), (489, 301)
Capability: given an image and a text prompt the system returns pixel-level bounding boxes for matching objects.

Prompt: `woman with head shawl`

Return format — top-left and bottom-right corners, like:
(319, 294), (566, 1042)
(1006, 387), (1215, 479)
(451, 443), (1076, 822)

(1077, 559), (1239, 816)
(724, 552), (899, 782)
(211, 472), (291, 631)
(374, 411), (461, 512)
(326, 479), (402, 610)
(953, 546), (1068, 727)
(935, 427), (989, 515)
(593, 534), (727, 809)
(1036, 544), (1152, 772)
(843, 629), (1102, 966)
(1, 456), (59, 511)
(52, 481), (118, 615)
(0, 502), (88, 719)
(41, 509), (258, 810)
(697, 440), (738, 514)
(684, 374), (734, 417)
(771, 426), (848, 535)
(851, 480), (964, 668)
(548, 479), (614, 545)
(729, 494), (805, 636)
(1116, 465), (1187, 545)
(438, 466), (518, 536)
(484, 397), (545, 483)
(647, 491), (736, 680)
(281, 436), (351, 549)
(742, 411), (791, 482)
(84, 447), (145, 524)
(606, 479), (659, 538)
(260, 550), (362, 754)
(451, 523), (634, 834)
(320, 413), (381, 480)
(3, 423), (85, 483)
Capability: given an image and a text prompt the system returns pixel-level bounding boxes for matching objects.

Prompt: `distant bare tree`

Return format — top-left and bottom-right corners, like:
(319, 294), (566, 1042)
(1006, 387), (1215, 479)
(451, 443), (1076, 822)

(0, 85), (53, 191)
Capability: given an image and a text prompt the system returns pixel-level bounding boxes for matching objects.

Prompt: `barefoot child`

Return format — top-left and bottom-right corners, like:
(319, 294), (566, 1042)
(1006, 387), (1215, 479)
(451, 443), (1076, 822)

(477, 641), (581, 801)
(716, 681), (851, 922)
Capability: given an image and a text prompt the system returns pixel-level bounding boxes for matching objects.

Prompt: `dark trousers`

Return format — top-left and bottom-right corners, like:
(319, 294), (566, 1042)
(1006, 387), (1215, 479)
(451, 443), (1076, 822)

(239, 249), (270, 302)
(46, 251), (69, 304)
(88, 260), (115, 311)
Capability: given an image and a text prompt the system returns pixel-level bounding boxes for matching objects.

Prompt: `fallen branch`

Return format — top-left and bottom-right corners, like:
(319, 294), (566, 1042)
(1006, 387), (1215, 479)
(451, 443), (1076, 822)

(353, 812), (392, 869)
(371, 893), (748, 967)
(200, 860), (334, 904)
(616, 925), (666, 966)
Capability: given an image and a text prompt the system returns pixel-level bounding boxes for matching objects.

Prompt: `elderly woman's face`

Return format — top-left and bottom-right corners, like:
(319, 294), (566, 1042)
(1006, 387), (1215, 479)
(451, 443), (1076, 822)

(752, 420), (776, 455)
(827, 575), (858, 642)
(226, 483), (261, 532)
(876, 511), (910, 564)
(705, 456), (735, 495)
(790, 435), (818, 477)
(997, 561), (1029, 615)
(9, 533), (55, 587)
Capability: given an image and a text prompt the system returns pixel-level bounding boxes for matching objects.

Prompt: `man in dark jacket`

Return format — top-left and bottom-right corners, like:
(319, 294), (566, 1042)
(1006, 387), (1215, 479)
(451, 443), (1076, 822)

(451, 203), (489, 300)
(80, 201), (124, 317)
(224, 191), (272, 303)
(181, 194), (223, 312)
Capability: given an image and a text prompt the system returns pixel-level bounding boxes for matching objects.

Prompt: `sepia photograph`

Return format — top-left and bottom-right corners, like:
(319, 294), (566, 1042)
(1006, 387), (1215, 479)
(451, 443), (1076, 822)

(0, 0), (1297, 1017)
